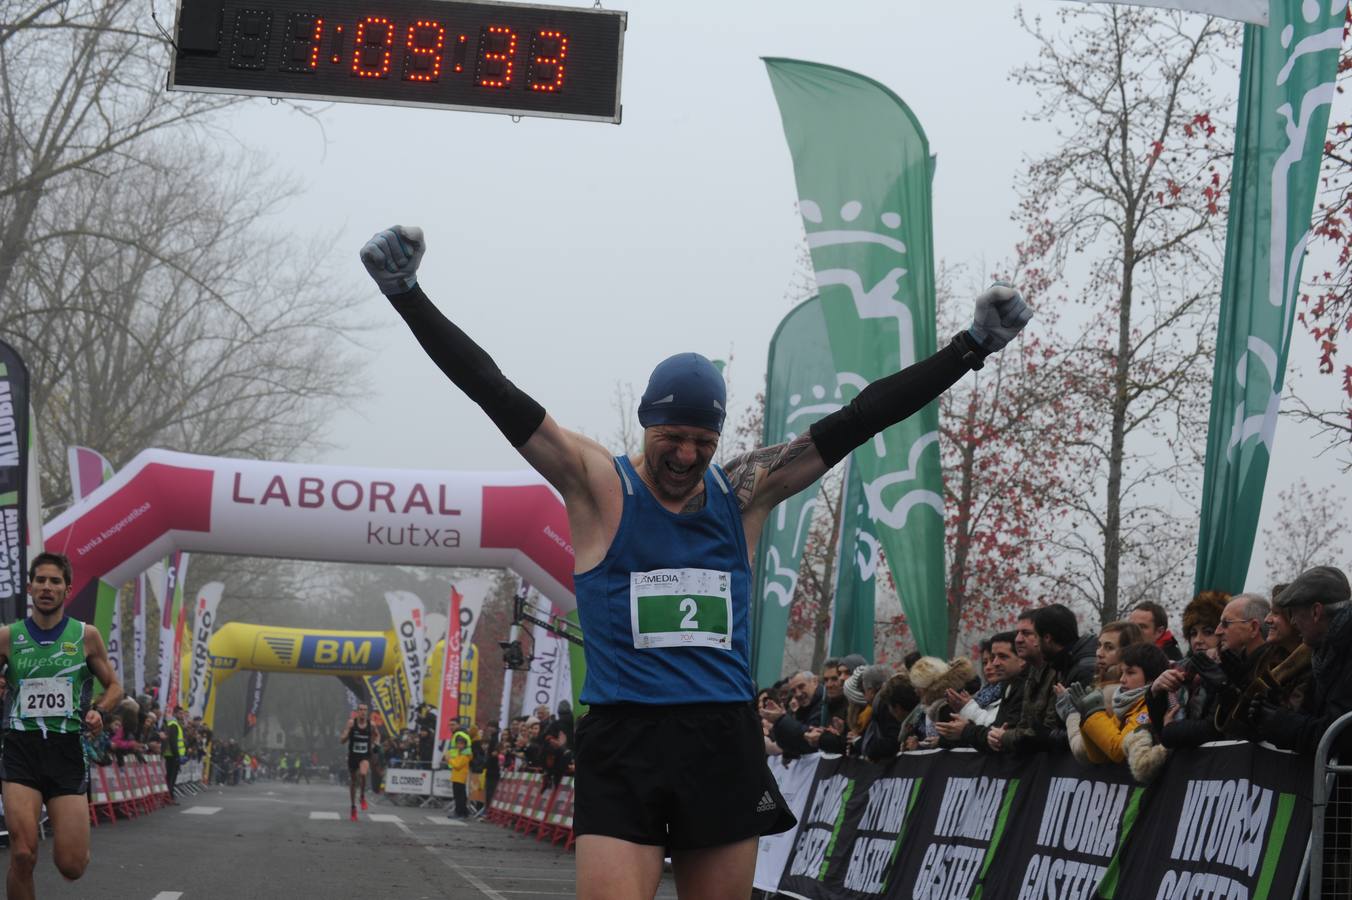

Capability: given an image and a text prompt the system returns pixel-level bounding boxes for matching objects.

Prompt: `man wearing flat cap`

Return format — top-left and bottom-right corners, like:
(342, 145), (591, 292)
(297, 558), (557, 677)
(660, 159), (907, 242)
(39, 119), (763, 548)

(1250, 566), (1352, 754)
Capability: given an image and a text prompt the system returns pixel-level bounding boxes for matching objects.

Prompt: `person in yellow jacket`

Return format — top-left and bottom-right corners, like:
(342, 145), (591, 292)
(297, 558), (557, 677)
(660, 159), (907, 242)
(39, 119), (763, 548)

(1058, 643), (1169, 768)
(444, 730), (473, 819)
(162, 707), (188, 803)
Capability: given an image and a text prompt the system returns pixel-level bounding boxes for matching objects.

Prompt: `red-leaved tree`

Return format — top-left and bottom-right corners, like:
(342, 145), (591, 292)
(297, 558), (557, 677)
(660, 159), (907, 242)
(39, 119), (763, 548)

(938, 250), (1076, 656)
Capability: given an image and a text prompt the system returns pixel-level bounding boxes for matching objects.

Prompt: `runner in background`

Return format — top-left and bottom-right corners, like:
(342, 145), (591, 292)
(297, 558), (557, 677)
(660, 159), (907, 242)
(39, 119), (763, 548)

(0, 552), (124, 900)
(340, 703), (379, 821)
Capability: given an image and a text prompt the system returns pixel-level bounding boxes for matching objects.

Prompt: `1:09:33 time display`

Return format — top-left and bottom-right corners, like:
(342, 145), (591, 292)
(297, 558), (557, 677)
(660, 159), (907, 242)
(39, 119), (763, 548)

(232, 9), (566, 92)
(169, 0), (625, 122)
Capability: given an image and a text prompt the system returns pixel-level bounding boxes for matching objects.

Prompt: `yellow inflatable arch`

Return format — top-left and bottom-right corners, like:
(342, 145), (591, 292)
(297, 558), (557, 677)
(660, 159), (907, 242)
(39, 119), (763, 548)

(203, 622), (399, 728)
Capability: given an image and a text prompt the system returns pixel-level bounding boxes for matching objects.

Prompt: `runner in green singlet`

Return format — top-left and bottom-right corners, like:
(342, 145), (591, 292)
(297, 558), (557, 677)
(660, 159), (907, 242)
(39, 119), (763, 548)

(0, 552), (123, 900)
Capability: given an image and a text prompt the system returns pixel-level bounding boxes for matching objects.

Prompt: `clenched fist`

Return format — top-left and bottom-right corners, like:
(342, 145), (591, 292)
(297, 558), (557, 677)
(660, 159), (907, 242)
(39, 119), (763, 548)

(970, 282), (1033, 352)
(360, 225), (425, 295)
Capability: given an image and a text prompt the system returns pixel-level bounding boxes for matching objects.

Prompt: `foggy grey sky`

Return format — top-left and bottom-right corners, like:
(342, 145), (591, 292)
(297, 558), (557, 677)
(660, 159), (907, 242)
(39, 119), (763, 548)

(208, 0), (1349, 591)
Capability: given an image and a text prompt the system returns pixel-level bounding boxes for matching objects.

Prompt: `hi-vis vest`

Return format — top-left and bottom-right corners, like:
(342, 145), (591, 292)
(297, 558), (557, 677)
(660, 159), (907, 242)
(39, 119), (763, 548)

(164, 718), (186, 759)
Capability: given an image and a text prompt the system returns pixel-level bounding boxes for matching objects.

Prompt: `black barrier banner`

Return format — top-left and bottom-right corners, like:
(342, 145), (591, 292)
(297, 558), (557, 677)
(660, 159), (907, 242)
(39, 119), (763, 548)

(775, 744), (1310, 900)
(995, 752), (1139, 900)
(780, 755), (886, 897)
(896, 751), (1030, 899)
(0, 340), (30, 623)
(1097, 742), (1309, 900)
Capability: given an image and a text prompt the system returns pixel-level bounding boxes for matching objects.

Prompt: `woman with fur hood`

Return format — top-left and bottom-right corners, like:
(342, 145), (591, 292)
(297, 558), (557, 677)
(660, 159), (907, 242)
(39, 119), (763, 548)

(1054, 621), (1143, 764)
(1145, 590), (1231, 749)
(901, 656), (977, 750)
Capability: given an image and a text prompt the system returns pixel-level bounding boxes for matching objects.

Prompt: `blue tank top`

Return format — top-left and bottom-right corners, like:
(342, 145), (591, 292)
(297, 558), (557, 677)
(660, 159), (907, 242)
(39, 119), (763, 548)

(574, 456), (754, 705)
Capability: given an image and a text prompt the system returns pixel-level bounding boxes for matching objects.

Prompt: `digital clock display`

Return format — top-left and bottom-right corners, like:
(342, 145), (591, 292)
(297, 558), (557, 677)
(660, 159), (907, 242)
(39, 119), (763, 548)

(169, 0), (625, 122)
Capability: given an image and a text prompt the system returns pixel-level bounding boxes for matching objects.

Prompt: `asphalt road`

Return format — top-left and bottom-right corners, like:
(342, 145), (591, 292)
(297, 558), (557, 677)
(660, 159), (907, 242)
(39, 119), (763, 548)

(7, 779), (680, 899)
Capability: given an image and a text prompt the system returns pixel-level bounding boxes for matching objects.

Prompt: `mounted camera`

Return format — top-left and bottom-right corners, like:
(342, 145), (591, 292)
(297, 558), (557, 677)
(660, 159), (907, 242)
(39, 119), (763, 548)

(499, 639), (532, 671)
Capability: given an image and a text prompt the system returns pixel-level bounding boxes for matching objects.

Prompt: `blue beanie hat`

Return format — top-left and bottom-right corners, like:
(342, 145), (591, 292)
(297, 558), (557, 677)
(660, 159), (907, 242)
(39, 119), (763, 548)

(637, 353), (726, 434)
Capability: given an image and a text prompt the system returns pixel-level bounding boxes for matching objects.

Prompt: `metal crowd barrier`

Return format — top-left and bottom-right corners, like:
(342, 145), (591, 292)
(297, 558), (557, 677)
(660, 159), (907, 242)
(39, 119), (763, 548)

(88, 759), (174, 825)
(484, 771), (575, 850)
(1305, 711), (1352, 899)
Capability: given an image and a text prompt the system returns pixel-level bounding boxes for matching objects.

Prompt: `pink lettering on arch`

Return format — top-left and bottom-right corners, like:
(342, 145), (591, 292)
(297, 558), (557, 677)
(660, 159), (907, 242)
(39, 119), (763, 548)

(232, 472), (256, 504)
(298, 477), (324, 509)
(403, 484), (433, 515)
(260, 475), (291, 506)
(332, 480), (363, 511)
(369, 481), (395, 513)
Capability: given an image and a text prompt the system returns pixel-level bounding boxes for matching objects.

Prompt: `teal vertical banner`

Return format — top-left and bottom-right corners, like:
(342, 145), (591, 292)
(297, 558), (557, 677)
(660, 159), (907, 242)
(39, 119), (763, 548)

(752, 295), (838, 687)
(1196, 1), (1345, 593)
(829, 460), (877, 662)
(766, 58), (947, 655)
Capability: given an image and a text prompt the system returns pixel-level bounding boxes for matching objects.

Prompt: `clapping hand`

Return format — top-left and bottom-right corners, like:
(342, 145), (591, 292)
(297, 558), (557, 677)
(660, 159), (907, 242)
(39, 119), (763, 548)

(934, 717), (968, 741)
(759, 697), (786, 724)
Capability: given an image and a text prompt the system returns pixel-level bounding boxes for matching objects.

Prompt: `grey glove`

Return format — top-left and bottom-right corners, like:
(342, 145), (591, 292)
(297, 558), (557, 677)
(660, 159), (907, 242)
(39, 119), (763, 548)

(1074, 688), (1106, 719)
(1054, 690), (1079, 723)
(360, 225), (425, 295)
(969, 282), (1033, 352)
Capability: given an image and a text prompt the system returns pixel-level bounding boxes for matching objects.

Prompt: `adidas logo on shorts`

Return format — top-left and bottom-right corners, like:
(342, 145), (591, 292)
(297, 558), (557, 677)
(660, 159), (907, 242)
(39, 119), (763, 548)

(755, 791), (777, 814)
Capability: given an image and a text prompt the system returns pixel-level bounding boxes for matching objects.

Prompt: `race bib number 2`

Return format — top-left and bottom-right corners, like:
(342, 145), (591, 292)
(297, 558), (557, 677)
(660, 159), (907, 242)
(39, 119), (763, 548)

(18, 677), (73, 718)
(630, 568), (732, 650)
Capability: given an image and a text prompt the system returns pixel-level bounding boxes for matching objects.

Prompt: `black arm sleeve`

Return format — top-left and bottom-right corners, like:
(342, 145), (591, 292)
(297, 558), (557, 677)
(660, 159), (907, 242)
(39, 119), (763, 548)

(387, 285), (546, 447)
(809, 331), (987, 469)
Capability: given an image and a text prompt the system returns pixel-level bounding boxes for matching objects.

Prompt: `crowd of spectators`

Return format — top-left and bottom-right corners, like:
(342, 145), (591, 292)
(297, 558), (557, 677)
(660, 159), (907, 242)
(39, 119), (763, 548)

(352, 699), (575, 816)
(757, 564), (1352, 782)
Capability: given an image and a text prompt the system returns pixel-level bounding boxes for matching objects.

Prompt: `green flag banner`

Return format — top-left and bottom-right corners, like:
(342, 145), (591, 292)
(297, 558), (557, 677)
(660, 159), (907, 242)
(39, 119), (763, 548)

(752, 295), (839, 687)
(829, 460), (878, 662)
(766, 58), (947, 656)
(1196, 1), (1345, 593)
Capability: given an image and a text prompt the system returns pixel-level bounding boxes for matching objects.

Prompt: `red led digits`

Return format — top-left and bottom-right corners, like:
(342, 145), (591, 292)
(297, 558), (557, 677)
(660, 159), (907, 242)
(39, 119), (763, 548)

(475, 25), (517, 88)
(309, 17), (324, 69)
(403, 21), (445, 82)
(352, 16), (393, 78)
(280, 14), (323, 72)
(453, 33), (467, 73)
(528, 29), (567, 92)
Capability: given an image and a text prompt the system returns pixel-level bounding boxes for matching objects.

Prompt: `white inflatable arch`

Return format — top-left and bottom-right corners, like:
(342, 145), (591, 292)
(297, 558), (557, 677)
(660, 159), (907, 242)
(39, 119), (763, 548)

(42, 449), (576, 622)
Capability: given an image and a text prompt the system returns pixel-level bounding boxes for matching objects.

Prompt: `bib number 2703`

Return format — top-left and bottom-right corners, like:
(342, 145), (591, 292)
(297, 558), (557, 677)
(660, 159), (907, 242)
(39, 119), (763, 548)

(630, 567), (733, 650)
(18, 677), (73, 718)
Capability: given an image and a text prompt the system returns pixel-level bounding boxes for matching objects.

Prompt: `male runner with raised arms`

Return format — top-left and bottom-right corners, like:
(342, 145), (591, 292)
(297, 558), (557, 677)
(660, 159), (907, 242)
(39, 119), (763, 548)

(0, 552), (123, 900)
(339, 702), (379, 820)
(360, 226), (1031, 900)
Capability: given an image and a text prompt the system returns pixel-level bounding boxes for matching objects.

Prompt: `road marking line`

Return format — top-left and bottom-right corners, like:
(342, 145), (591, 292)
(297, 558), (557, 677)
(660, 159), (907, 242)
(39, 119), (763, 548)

(150, 893), (184, 899)
(423, 845), (509, 900)
(368, 813), (403, 823)
(181, 806), (221, 815)
(425, 816), (466, 826)
(309, 811), (340, 820)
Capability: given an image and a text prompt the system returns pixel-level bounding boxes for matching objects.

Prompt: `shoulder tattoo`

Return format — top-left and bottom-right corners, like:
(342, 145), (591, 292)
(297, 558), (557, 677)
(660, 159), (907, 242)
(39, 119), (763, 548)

(724, 434), (814, 511)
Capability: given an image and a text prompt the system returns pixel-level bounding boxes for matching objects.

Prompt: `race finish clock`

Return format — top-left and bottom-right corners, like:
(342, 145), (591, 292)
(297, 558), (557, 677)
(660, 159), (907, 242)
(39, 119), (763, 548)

(168, 0), (625, 122)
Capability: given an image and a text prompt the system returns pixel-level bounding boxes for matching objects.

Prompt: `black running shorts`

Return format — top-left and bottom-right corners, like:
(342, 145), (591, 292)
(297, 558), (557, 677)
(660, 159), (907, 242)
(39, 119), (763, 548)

(572, 701), (796, 851)
(348, 753), (370, 773)
(1, 730), (90, 800)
